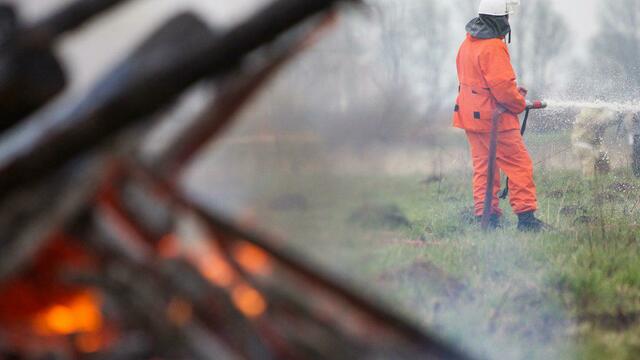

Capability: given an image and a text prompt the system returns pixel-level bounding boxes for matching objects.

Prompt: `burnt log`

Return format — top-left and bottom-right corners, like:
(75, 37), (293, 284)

(0, 4), (66, 131)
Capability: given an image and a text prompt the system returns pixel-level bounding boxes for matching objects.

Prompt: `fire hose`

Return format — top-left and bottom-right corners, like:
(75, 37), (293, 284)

(481, 100), (547, 230)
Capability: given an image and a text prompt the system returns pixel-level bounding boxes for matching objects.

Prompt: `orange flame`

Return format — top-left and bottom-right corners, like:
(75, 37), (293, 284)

(166, 298), (193, 326)
(233, 242), (272, 275)
(33, 292), (103, 336)
(158, 233), (182, 259)
(159, 234), (269, 318)
(75, 332), (104, 353)
(199, 250), (236, 288)
(160, 234), (238, 288)
(231, 283), (267, 318)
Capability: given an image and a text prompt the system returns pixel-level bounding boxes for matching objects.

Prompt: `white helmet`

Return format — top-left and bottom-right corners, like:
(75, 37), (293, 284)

(478, 0), (520, 16)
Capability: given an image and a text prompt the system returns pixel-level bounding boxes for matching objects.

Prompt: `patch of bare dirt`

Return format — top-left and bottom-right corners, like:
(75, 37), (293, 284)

(594, 191), (622, 205)
(574, 215), (593, 225)
(379, 238), (446, 247)
(609, 182), (638, 193)
(378, 260), (469, 300)
(578, 311), (640, 331)
(548, 190), (567, 199)
(349, 203), (411, 230)
(420, 175), (444, 185)
(458, 206), (477, 225)
(560, 205), (587, 216)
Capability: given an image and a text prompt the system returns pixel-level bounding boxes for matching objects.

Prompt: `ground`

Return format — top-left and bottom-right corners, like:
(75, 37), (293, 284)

(193, 129), (640, 359)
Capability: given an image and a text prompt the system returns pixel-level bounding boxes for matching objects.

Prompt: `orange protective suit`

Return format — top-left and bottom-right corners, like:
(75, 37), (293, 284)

(466, 130), (537, 216)
(452, 34), (537, 216)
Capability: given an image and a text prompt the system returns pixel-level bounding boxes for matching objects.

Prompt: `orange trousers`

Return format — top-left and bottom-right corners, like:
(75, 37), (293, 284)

(466, 129), (538, 216)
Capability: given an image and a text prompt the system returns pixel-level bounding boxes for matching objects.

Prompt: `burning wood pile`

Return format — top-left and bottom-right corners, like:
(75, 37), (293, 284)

(0, 0), (469, 359)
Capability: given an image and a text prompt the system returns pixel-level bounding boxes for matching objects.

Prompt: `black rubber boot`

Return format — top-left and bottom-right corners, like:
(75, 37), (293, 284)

(475, 214), (502, 230)
(517, 211), (548, 232)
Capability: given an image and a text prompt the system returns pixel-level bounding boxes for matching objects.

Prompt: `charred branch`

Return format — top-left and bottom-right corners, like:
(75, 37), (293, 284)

(0, 0), (132, 132)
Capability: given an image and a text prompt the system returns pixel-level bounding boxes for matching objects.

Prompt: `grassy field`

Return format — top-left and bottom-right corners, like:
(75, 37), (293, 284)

(190, 125), (640, 359)
(244, 164), (640, 360)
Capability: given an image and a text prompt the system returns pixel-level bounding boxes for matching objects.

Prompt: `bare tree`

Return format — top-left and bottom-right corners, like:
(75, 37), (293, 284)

(228, 0), (457, 148)
(589, 0), (640, 100)
(372, 0), (412, 85)
(411, 1), (453, 115)
(371, 0), (453, 116)
(510, 0), (569, 97)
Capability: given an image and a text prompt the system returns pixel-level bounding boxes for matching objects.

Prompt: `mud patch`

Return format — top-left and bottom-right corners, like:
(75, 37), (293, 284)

(458, 206), (477, 225)
(574, 215), (593, 225)
(609, 182), (638, 193)
(560, 205), (587, 216)
(378, 260), (469, 300)
(579, 311), (640, 331)
(595, 191), (622, 205)
(547, 185), (583, 199)
(420, 175), (444, 185)
(349, 203), (411, 230)
(380, 238), (445, 247)
(548, 190), (567, 199)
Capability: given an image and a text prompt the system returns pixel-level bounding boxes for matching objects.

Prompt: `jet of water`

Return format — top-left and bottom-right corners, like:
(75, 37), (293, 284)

(546, 100), (640, 113)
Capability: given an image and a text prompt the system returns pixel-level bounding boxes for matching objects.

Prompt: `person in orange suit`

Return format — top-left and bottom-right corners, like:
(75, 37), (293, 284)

(453, 0), (546, 231)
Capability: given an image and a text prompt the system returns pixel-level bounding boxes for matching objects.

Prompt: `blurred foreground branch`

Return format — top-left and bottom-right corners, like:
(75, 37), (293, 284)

(0, 1), (471, 359)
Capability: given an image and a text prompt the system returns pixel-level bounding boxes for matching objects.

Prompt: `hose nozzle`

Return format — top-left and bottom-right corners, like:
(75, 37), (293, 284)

(526, 100), (547, 110)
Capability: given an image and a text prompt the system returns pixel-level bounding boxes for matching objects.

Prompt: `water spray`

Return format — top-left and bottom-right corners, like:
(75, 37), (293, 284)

(481, 99), (548, 230)
(545, 100), (640, 113)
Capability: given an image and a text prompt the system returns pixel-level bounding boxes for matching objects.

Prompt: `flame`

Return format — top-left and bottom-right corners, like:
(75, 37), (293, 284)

(158, 233), (182, 259)
(160, 233), (237, 287)
(0, 232), (97, 327)
(38, 305), (76, 335)
(199, 250), (236, 288)
(231, 283), (267, 318)
(167, 298), (193, 326)
(233, 242), (272, 275)
(33, 292), (103, 336)
(75, 332), (104, 353)
(160, 234), (269, 318)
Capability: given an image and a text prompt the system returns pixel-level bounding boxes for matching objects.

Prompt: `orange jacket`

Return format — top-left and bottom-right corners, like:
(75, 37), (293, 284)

(452, 34), (526, 132)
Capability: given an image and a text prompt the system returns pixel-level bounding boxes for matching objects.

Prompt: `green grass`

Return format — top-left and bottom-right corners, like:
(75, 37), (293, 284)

(247, 164), (640, 359)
